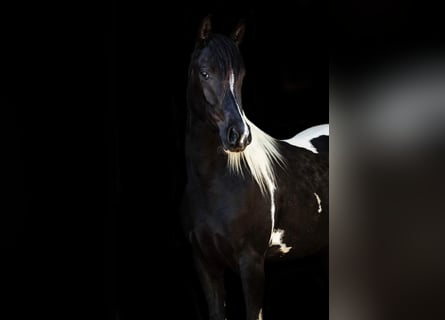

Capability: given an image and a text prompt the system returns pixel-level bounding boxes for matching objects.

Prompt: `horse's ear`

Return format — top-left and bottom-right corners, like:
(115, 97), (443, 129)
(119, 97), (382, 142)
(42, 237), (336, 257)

(198, 15), (212, 42)
(231, 20), (245, 45)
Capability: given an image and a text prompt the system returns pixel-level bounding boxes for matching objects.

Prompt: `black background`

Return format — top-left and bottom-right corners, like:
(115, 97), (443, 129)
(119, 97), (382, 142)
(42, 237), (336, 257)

(4, 1), (442, 319)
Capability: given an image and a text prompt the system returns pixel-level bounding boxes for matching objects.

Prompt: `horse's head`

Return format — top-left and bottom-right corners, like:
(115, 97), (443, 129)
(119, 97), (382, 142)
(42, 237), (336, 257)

(187, 16), (251, 153)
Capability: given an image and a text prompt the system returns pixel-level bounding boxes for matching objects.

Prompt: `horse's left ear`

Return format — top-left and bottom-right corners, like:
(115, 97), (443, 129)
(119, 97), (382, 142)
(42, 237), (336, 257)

(198, 15), (212, 42)
(231, 20), (245, 45)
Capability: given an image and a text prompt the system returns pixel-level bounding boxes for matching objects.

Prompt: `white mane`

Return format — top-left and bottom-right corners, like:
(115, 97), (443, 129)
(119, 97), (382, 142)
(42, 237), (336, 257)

(227, 118), (285, 196)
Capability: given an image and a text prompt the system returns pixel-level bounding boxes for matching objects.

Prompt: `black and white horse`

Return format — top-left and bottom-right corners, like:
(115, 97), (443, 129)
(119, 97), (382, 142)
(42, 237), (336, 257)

(181, 16), (328, 320)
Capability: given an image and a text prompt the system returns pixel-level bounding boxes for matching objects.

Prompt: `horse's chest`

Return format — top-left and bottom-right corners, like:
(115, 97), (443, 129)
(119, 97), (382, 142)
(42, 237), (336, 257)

(186, 191), (269, 266)
(188, 222), (238, 268)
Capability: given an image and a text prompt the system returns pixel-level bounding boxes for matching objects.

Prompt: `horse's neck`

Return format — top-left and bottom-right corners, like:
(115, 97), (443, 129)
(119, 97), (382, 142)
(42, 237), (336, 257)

(186, 115), (216, 148)
(185, 115), (226, 175)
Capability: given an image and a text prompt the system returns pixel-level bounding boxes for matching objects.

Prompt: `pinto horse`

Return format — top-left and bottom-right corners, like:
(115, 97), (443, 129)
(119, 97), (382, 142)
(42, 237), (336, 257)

(181, 16), (328, 320)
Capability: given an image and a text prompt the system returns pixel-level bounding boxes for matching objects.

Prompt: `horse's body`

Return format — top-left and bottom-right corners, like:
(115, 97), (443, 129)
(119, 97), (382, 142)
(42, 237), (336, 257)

(181, 17), (328, 320)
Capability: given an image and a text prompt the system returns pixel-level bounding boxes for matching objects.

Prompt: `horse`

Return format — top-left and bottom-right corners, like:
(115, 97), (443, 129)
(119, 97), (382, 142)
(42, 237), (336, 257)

(181, 16), (329, 320)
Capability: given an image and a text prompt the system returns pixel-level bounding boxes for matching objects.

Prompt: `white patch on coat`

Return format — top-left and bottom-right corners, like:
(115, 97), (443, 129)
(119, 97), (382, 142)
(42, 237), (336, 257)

(314, 192), (322, 213)
(268, 180), (276, 244)
(258, 308), (263, 320)
(269, 229), (292, 254)
(283, 124), (329, 154)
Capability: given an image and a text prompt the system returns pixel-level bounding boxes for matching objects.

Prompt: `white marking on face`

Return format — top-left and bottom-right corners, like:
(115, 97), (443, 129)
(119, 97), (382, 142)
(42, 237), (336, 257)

(229, 71), (249, 143)
(282, 124), (329, 154)
(258, 308), (263, 320)
(314, 192), (322, 213)
(269, 228), (292, 254)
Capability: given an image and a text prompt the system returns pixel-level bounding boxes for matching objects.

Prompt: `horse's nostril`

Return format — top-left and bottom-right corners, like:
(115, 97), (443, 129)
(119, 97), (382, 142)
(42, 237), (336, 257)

(228, 127), (240, 145)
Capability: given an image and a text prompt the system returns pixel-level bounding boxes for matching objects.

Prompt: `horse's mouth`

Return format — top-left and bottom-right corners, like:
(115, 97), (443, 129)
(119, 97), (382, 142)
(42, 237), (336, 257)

(221, 140), (249, 154)
(223, 147), (245, 154)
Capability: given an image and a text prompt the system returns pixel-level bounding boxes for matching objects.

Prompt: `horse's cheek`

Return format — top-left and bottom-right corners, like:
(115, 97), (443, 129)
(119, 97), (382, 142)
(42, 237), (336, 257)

(202, 86), (219, 106)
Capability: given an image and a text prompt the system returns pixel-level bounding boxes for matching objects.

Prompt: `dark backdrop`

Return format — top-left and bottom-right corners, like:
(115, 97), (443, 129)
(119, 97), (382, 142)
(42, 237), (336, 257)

(3, 3), (326, 319)
(7, 1), (441, 319)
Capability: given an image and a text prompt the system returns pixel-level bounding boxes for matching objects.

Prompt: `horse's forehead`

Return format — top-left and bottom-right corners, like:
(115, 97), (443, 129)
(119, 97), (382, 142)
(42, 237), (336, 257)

(196, 47), (214, 64)
(196, 46), (242, 72)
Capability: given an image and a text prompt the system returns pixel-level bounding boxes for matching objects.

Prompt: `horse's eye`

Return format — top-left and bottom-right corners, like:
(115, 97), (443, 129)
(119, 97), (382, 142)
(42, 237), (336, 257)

(199, 71), (209, 79)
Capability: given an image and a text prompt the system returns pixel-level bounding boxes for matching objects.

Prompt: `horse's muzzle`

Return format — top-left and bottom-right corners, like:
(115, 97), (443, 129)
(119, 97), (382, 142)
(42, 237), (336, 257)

(226, 126), (251, 152)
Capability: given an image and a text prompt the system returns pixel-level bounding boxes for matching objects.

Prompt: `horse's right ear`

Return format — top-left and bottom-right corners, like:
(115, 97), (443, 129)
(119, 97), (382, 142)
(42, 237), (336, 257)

(198, 15), (212, 42)
(231, 20), (246, 45)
